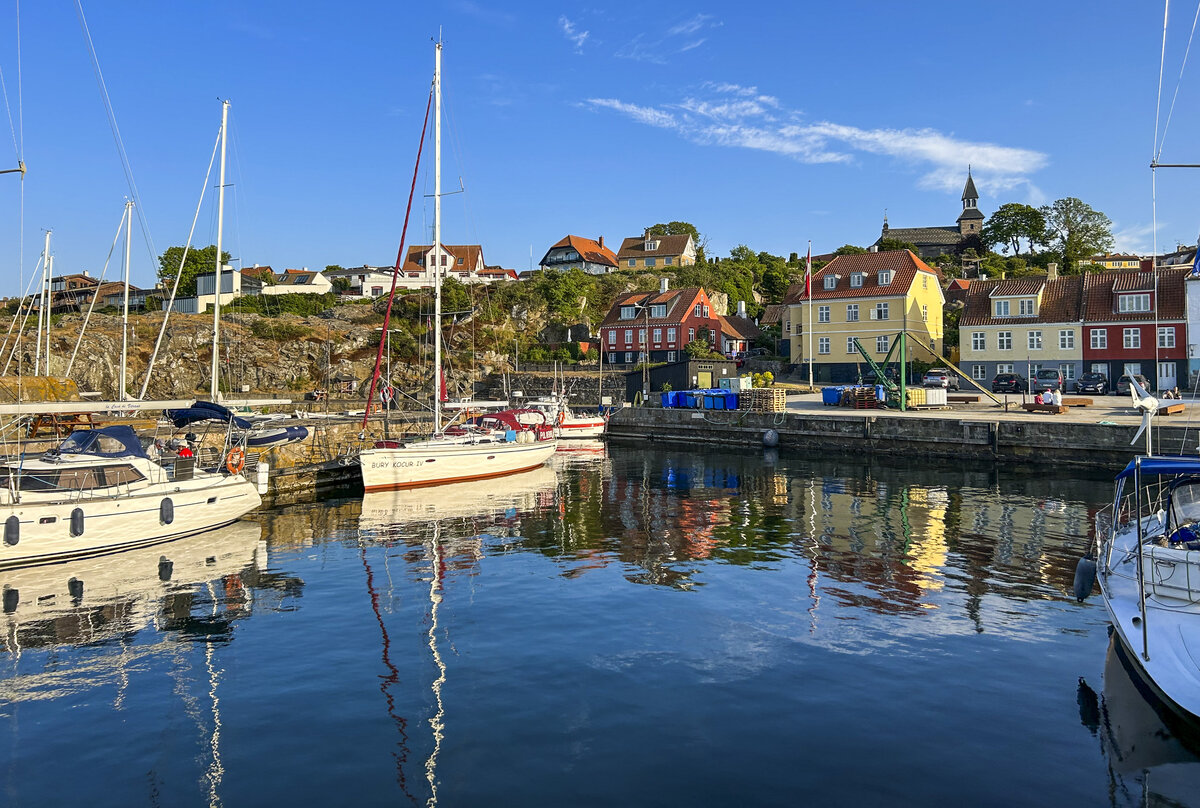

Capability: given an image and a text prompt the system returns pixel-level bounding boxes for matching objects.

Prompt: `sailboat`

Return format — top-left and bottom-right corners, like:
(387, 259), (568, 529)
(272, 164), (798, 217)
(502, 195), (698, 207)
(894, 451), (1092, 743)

(358, 40), (556, 492)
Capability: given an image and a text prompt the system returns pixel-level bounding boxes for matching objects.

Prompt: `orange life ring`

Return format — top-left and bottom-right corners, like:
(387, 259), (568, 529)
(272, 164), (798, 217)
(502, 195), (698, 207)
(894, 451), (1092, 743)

(226, 447), (246, 475)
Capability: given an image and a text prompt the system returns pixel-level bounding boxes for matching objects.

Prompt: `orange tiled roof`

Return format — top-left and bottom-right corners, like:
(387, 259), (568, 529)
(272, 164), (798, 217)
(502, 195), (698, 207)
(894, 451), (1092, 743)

(782, 250), (941, 303)
(546, 235), (618, 267)
(599, 287), (706, 329)
(1083, 267), (1187, 322)
(959, 276), (1083, 327)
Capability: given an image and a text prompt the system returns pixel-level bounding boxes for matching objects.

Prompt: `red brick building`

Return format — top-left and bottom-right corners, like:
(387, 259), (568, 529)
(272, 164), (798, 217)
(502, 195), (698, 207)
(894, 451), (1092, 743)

(1081, 267), (1188, 390)
(598, 281), (722, 365)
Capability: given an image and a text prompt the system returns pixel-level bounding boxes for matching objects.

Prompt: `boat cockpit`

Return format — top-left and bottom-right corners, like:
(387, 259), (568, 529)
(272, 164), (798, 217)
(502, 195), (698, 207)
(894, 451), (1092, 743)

(1164, 477), (1200, 550)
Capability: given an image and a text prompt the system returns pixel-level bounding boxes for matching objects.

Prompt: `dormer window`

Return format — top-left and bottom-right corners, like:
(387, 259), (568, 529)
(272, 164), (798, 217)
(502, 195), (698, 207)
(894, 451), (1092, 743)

(823, 276), (837, 290)
(645, 239), (660, 251)
(994, 300), (1010, 317)
(878, 270), (893, 286)
(1118, 293), (1151, 313)
(850, 273), (864, 288)
(650, 304), (667, 318)
(1019, 299), (1035, 316)
(620, 306), (636, 320)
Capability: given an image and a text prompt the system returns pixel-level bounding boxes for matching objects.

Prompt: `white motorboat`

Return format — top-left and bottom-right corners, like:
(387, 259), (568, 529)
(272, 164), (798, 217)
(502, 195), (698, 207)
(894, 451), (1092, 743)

(524, 394), (608, 439)
(358, 40), (555, 491)
(0, 425), (261, 569)
(1091, 455), (1200, 720)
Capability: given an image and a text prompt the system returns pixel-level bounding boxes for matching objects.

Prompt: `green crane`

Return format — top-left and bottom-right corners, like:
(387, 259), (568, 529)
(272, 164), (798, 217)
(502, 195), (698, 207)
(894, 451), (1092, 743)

(852, 333), (907, 411)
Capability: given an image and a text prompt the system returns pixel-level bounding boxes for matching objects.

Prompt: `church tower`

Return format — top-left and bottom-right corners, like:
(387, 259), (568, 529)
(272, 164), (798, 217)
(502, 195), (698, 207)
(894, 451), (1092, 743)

(957, 167), (984, 236)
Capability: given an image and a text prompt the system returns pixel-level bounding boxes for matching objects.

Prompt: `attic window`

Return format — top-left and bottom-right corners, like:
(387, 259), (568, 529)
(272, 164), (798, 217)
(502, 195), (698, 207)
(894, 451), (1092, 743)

(620, 306), (636, 320)
(823, 276), (837, 290)
(878, 270), (893, 286)
(645, 240), (660, 251)
(650, 304), (667, 318)
(457, 257), (464, 265)
(850, 273), (864, 287)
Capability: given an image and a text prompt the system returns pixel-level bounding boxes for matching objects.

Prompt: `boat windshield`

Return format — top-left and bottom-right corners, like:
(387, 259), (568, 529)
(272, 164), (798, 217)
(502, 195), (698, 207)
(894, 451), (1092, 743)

(1168, 478), (1200, 531)
(0, 463), (146, 492)
(54, 426), (148, 459)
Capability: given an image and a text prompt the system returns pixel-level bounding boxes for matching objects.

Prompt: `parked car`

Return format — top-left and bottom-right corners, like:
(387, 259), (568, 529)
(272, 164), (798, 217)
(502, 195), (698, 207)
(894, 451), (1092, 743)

(1030, 368), (1065, 393)
(1115, 374), (1151, 396)
(922, 368), (961, 391)
(1076, 372), (1108, 395)
(991, 372), (1028, 394)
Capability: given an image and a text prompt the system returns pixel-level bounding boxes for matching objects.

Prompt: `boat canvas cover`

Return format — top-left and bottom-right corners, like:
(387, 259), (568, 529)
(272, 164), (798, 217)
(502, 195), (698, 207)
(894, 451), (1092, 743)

(55, 425), (149, 458)
(1115, 456), (1200, 480)
(165, 400), (252, 430)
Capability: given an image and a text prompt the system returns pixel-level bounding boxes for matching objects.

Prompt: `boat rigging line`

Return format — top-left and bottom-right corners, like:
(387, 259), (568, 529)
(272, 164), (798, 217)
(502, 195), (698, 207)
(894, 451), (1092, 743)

(65, 207), (126, 377)
(362, 87), (434, 431)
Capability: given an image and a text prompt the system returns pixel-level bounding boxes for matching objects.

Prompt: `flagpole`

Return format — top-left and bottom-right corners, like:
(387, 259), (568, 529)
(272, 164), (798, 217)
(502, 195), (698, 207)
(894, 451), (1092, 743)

(806, 240), (814, 387)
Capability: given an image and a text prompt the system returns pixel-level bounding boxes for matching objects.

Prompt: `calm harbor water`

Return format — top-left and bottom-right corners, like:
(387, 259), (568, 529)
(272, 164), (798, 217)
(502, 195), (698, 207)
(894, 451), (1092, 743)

(2, 444), (1198, 807)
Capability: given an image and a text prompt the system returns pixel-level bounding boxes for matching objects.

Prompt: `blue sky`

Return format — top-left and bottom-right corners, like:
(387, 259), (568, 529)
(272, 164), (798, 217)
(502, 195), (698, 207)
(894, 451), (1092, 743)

(0, 1), (1198, 295)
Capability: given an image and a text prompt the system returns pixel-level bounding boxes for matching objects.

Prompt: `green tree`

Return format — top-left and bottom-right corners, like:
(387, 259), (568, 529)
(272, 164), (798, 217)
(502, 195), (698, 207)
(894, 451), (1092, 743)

(833, 244), (868, 256)
(158, 245), (231, 297)
(1041, 197), (1114, 271)
(981, 203), (1047, 255)
(325, 264), (345, 272)
(877, 238), (918, 254)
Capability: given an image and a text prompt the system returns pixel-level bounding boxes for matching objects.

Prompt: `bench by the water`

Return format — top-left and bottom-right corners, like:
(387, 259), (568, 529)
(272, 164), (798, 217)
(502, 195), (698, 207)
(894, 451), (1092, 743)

(948, 394), (981, 403)
(1061, 397), (1093, 407)
(1162, 402), (1186, 416)
(1022, 403), (1069, 414)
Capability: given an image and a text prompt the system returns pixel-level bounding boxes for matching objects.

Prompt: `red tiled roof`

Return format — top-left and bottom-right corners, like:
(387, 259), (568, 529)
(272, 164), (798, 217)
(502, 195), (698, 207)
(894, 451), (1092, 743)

(959, 275), (1084, 327)
(782, 250), (941, 303)
(616, 234), (693, 259)
(1082, 268), (1187, 322)
(719, 314), (760, 340)
(989, 278), (1046, 297)
(948, 278), (970, 291)
(546, 235), (617, 267)
(599, 287), (705, 328)
(759, 303), (786, 325)
(1111, 272), (1156, 292)
(403, 245), (484, 274)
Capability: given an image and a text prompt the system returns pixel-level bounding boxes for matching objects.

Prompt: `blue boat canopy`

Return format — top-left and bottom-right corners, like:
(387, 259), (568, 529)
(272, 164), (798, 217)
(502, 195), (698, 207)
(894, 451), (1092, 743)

(54, 425), (149, 459)
(1115, 455), (1200, 480)
(164, 400), (251, 430)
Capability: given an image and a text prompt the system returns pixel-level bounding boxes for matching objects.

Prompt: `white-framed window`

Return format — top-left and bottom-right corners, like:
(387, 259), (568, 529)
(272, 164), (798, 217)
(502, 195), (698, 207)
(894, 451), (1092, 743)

(850, 273), (864, 288)
(1091, 363), (1107, 374)
(998, 331), (1012, 350)
(818, 305), (830, 323)
(921, 305), (928, 322)
(1123, 327), (1140, 349)
(624, 329), (633, 345)
(818, 337), (830, 354)
(651, 304), (667, 317)
(876, 335), (890, 353)
(972, 364), (987, 381)
(702, 305), (710, 317)
(1159, 361), (1176, 381)
(997, 363), (1014, 374)
(667, 327), (677, 343)
(624, 352), (633, 363)
(994, 300), (1010, 317)
(689, 328), (695, 342)
(664, 257), (673, 266)
(847, 337), (857, 353)
(972, 332), (986, 351)
(638, 328), (646, 345)
(667, 351), (677, 361)
(371, 286), (384, 296)
(621, 306), (636, 319)
(1124, 362), (1142, 376)
(824, 276), (837, 290)
(784, 319), (791, 335)
(652, 328), (662, 343)
(1019, 299), (1035, 316)
(1061, 364), (1076, 380)
(1159, 326), (1176, 348)
(646, 258), (656, 267)
(1118, 293), (1151, 313)
(1059, 330), (1074, 350)
(922, 275), (928, 289)
(878, 270), (893, 285)
(628, 259), (636, 267)
(1091, 329), (1107, 349)
(846, 304), (859, 322)
(1029, 363), (1043, 374)
(873, 302), (889, 320)
(1028, 330), (1043, 350)
(608, 330), (616, 345)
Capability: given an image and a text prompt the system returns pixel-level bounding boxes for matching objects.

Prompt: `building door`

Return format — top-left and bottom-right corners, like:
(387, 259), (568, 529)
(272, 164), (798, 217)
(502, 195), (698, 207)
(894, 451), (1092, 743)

(698, 371), (713, 388)
(1158, 361), (1177, 392)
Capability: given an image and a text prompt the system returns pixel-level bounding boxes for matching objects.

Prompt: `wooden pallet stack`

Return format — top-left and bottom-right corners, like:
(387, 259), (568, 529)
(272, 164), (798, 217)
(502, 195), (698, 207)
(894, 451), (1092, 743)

(740, 387), (788, 413)
(844, 386), (878, 409)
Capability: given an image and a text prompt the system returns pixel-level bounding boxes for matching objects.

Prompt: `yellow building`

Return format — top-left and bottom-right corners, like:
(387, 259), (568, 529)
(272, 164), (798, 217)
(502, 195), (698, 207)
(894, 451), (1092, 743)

(615, 233), (697, 270)
(783, 250), (944, 383)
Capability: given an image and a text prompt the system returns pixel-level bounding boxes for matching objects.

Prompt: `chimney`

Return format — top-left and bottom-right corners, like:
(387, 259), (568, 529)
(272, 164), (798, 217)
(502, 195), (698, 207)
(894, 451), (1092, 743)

(598, 235), (604, 248)
(737, 300), (747, 318)
(1047, 262), (1058, 281)
(660, 277), (669, 294)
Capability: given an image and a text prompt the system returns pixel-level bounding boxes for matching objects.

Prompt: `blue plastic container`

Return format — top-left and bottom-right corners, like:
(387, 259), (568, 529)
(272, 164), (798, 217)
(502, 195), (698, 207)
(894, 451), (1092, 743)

(660, 391), (673, 408)
(822, 386), (843, 405)
(710, 394), (725, 410)
(724, 392), (738, 409)
(876, 385), (885, 402)
(684, 391), (697, 408)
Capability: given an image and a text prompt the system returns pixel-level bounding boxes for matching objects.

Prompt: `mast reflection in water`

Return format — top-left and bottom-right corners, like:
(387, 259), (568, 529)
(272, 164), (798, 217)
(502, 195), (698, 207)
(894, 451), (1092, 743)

(1, 445), (1196, 807)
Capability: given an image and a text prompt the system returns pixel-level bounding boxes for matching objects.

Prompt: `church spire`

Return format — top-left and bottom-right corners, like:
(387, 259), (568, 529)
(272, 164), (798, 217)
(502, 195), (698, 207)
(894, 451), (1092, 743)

(961, 166), (979, 206)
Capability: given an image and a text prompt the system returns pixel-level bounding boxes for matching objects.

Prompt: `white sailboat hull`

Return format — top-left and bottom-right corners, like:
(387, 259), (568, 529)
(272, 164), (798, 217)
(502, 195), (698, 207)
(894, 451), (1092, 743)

(557, 416), (607, 439)
(359, 438), (556, 491)
(0, 474), (261, 570)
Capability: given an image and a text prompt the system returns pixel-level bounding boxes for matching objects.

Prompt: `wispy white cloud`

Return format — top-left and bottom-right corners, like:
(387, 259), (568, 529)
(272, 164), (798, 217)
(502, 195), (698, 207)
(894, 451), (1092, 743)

(1111, 221), (1161, 255)
(584, 83), (1048, 197)
(617, 14), (723, 63)
(559, 16), (590, 54)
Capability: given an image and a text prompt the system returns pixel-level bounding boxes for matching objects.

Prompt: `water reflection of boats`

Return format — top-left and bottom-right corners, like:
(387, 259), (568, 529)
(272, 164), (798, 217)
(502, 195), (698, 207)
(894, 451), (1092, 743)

(0, 519), (265, 652)
(1078, 636), (1200, 806)
(358, 464), (558, 532)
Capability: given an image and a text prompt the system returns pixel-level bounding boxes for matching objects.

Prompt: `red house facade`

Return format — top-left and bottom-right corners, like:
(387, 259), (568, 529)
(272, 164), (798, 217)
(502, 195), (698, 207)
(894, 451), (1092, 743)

(598, 283), (722, 365)
(1081, 268), (1188, 390)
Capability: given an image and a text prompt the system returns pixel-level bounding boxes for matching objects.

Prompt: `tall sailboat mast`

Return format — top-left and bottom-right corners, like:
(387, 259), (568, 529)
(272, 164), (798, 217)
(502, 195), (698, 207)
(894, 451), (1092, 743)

(119, 200), (133, 400)
(210, 100), (230, 401)
(432, 40), (443, 434)
(34, 230), (51, 377)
